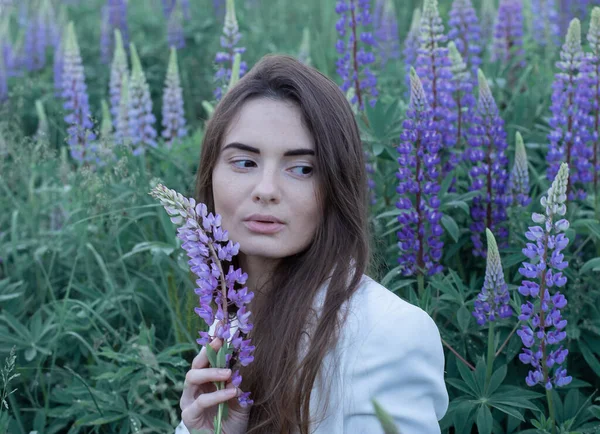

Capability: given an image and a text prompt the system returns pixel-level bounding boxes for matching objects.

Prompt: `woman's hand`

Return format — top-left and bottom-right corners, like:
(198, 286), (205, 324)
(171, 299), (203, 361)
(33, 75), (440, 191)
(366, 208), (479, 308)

(180, 336), (251, 434)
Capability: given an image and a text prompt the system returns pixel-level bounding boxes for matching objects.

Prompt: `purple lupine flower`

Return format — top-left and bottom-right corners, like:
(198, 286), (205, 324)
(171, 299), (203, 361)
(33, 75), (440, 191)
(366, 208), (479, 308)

(530, 0), (560, 47)
(492, 0), (525, 70)
(116, 75), (130, 145)
(448, 41), (476, 159)
(508, 131), (531, 207)
(53, 34), (64, 97)
(0, 50), (7, 103)
(581, 7), (600, 197)
(214, 0), (247, 101)
(517, 162), (572, 390)
(109, 29), (128, 130)
(149, 183), (255, 408)
(61, 22), (97, 164)
(546, 19), (589, 200)
(448, 0), (482, 76)
(101, 0), (129, 64)
(128, 43), (157, 156)
(396, 67), (443, 277)
(372, 0), (400, 69)
(167, 0), (185, 49)
(402, 8), (421, 89)
(469, 70), (510, 257)
(162, 0), (191, 20)
(473, 229), (512, 326)
(415, 0), (456, 178)
(162, 47), (187, 147)
(335, 0), (378, 110)
(23, 7), (48, 71)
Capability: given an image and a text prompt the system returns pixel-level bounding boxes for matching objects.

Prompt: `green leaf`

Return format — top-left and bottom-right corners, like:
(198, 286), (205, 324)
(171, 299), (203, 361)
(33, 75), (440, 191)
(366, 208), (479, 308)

(372, 398), (400, 434)
(457, 305), (471, 334)
(216, 345), (227, 369)
(579, 339), (600, 379)
(446, 378), (473, 396)
(456, 358), (478, 395)
(489, 403), (525, 422)
(476, 405), (493, 434)
(206, 344), (217, 368)
(486, 364), (507, 395)
(441, 214), (460, 243)
(580, 257), (600, 274)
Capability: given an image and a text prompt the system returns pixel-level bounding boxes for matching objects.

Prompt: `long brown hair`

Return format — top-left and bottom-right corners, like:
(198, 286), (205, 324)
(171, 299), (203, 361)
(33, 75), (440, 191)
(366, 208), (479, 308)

(194, 54), (371, 433)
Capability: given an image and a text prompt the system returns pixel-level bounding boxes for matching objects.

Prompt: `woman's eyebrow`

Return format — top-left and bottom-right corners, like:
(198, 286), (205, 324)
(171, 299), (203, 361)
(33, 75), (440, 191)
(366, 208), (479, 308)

(223, 142), (315, 156)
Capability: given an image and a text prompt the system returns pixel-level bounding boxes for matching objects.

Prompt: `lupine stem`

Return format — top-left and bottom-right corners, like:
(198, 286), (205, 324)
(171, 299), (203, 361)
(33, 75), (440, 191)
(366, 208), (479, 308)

(546, 388), (557, 434)
(442, 338), (475, 370)
(417, 273), (425, 297)
(495, 321), (520, 357)
(485, 321), (495, 388)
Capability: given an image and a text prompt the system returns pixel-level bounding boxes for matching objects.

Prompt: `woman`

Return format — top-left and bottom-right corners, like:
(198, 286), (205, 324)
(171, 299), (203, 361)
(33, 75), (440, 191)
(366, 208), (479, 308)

(176, 54), (448, 434)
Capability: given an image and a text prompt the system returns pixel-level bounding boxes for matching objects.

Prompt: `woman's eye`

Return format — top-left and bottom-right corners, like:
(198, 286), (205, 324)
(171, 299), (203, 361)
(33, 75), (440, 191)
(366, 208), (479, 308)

(232, 160), (256, 169)
(290, 166), (313, 176)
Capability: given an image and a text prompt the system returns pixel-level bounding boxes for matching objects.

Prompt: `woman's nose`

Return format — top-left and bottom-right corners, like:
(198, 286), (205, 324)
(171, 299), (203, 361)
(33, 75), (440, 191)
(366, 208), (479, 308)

(252, 168), (281, 204)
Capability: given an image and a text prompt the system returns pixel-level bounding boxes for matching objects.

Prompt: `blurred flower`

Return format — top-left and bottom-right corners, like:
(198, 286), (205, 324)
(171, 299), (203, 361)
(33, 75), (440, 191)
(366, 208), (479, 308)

(53, 34), (63, 96)
(0, 49), (6, 102)
(509, 131), (531, 207)
(117, 74), (130, 146)
(480, 0), (496, 43)
(128, 43), (157, 156)
(492, 0), (525, 68)
(396, 67), (443, 277)
(448, 0), (482, 76)
(335, 0), (378, 110)
(101, 0), (129, 64)
(167, 0), (185, 49)
(214, 0), (247, 101)
(372, 0), (400, 68)
(109, 29), (128, 129)
(162, 47), (187, 147)
(546, 18), (589, 200)
(149, 183), (255, 408)
(297, 27), (312, 65)
(402, 8), (421, 89)
(473, 229), (512, 326)
(416, 0), (456, 179)
(517, 162), (572, 390)
(530, 0), (560, 47)
(100, 99), (113, 139)
(61, 22), (97, 164)
(468, 70), (510, 257)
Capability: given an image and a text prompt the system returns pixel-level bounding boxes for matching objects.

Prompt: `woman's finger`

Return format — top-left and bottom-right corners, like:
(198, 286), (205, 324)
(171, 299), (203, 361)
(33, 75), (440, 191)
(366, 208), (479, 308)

(181, 387), (240, 421)
(185, 368), (232, 386)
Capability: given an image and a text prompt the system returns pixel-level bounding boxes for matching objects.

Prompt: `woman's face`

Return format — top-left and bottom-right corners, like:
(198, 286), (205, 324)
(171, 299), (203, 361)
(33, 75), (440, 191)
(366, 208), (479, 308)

(212, 97), (320, 260)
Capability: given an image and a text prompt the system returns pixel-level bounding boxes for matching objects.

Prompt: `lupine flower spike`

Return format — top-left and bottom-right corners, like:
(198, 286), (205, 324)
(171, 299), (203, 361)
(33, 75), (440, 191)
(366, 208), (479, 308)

(53, 34), (64, 97)
(149, 184), (255, 415)
(109, 29), (128, 129)
(509, 131), (531, 207)
(530, 0), (560, 47)
(578, 8), (600, 201)
(61, 22), (97, 164)
(167, 0), (185, 49)
(473, 228), (512, 326)
(297, 28), (312, 66)
(214, 0), (247, 101)
(128, 43), (157, 156)
(492, 0), (525, 76)
(100, 99), (113, 139)
(546, 18), (589, 200)
(117, 75), (130, 146)
(161, 47), (187, 147)
(517, 162), (572, 390)
(395, 67), (443, 277)
(372, 0), (400, 69)
(334, 0), (378, 110)
(0, 50), (6, 103)
(402, 8), (421, 89)
(415, 0), (456, 178)
(101, 0), (129, 64)
(448, 41), (476, 157)
(468, 70), (510, 257)
(448, 0), (482, 76)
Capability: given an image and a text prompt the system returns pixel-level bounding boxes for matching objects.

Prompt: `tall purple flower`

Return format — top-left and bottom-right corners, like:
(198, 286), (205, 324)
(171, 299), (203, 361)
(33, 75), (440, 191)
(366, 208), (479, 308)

(149, 184), (255, 409)
(214, 0), (247, 101)
(109, 29), (129, 134)
(492, 0), (525, 72)
(163, 0), (191, 20)
(335, 0), (378, 110)
(473, 229), (512, 326)
(469, 70), (510, 257)
(415, 0), (456, 178)
(53, 34), (64, 97)
(167, 0), (185, 49)
(402, 8), (421, 88)
(448, 41), (476, 157)
(0, 50), (7, 103)
(448, 0), (482, 76)
(372, 0), (400, 69)
(162, 47), (187, 147)
(517, 162), (572, 390)
(530, 0), (561, 47)
(101, 0), (129, 64)
(23, 7), (49, 71)
(508, 131), (531, 207)
(546, 18), (589, 200)
(61, 22), (96, 164)
(128, 43), (157, 156)
(396, 67), (443, 277)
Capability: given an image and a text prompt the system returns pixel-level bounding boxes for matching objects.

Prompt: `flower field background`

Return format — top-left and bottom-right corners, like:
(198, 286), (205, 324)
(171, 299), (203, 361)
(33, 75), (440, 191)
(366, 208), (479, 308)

(1, 0), (600, 432)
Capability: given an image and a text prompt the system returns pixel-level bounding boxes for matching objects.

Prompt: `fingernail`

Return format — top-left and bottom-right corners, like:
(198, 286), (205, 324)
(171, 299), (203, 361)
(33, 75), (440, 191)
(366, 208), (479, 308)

(219, 369), (231, 375)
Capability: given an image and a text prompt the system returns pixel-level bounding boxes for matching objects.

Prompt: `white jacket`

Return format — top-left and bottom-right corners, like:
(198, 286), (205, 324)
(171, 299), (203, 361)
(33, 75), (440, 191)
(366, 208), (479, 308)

(176, 274), (449, 434)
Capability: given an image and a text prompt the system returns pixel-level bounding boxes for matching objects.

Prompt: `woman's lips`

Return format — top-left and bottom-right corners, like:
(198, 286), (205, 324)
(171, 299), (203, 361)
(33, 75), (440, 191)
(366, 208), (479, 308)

(243, 220), (285, 234)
